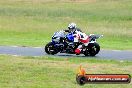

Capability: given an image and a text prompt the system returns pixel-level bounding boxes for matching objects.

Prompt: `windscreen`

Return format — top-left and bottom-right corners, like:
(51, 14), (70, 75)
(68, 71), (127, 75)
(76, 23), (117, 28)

(53, 31), (65, 38)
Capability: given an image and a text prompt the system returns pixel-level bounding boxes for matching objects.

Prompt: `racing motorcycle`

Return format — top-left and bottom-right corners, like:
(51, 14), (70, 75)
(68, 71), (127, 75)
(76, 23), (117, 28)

(45, 30), (103, 56)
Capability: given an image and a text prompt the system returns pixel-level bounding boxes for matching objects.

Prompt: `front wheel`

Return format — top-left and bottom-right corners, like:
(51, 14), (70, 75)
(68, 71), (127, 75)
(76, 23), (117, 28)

(45, 42), (58, 55)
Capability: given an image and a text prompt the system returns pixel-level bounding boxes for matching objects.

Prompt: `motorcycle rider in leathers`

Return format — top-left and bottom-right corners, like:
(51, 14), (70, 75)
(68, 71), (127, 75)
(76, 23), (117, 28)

(65, 23), (89, 55)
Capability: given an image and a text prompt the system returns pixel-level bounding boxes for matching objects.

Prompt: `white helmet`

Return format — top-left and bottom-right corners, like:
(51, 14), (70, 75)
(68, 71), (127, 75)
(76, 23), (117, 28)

(68, 23), (77, 29)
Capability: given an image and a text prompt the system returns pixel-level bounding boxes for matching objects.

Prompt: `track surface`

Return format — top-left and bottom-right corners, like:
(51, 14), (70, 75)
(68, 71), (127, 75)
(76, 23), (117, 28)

(0, 46), (132, 60)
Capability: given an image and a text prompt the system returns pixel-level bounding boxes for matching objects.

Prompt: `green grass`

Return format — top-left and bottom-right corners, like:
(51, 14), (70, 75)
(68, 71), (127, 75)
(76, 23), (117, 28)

(0, 55), (131, 88)
(0, 0), (132, 49)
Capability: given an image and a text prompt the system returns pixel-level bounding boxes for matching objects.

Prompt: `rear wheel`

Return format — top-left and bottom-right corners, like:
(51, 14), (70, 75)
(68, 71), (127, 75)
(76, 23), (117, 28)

(45, 42), (58, 55)
(84, 43), (100, 56)
(83, 48), (90, 56)
(88, 43), (100, 56)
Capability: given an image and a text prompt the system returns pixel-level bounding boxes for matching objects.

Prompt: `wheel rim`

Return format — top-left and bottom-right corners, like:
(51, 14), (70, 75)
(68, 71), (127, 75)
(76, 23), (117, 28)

(47, 45), (55, 54)
(89, 45), (98, 56)
(91, 46), (97, 53)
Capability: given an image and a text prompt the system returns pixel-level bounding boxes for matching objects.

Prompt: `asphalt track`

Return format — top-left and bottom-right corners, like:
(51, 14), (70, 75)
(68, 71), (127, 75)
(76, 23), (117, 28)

(0, 46), (132, 60)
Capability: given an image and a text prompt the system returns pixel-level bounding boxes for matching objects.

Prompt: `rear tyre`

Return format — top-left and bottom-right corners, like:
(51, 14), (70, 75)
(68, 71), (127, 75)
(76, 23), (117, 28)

(88, 43), (100, 56)
(83, 48), (90, 56)
(45, 42), (58, 55)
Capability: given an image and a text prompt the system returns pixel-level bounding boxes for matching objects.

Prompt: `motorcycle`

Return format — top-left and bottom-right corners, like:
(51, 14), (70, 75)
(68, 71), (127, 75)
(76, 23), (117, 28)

(45, 30), (103, 56)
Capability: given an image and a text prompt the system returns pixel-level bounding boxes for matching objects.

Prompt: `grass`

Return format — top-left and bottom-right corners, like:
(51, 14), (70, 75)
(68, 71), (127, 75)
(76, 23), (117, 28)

(0, 0), (132, 49)
(0, 55), (131, 88)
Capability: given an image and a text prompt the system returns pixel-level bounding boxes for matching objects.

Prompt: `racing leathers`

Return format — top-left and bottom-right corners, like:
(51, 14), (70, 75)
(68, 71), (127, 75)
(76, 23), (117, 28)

(64, 27), (82, 33)
(73, 30), (89, 55)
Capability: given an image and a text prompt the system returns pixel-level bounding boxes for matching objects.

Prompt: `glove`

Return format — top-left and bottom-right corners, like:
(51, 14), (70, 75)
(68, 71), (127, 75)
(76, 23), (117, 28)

(64, 29), (70, 33)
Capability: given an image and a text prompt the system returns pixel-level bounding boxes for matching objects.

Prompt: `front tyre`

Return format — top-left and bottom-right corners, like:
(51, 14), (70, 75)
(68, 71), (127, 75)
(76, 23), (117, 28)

(45, 42), (58, 55)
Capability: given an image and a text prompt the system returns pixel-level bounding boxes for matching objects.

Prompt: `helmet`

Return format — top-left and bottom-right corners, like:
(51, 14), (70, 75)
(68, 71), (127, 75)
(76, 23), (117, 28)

(68, 23), (77, 29)
(68, 23), (77, 33)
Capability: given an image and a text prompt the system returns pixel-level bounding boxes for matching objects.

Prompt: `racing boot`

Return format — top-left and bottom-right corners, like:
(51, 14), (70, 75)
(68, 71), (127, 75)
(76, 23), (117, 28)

(75, 48), (81, 55)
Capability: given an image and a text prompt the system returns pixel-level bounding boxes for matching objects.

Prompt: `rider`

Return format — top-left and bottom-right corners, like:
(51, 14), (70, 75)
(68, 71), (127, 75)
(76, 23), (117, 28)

(65, 23), (89, 55)
(64, 23), (82, 33)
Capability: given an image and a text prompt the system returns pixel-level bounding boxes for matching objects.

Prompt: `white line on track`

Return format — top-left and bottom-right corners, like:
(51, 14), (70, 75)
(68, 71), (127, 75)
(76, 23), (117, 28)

(0, 53), (40, 57)
(0, 54), (20, 57)
(112, 50), (122, 52)
(3, 46), (42, 48)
